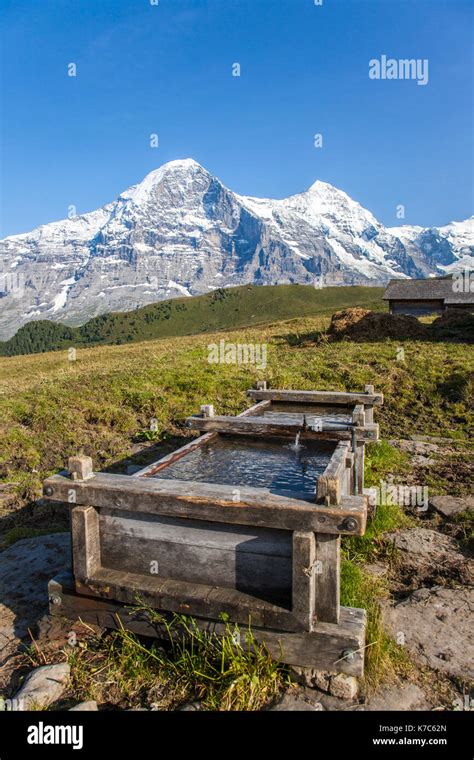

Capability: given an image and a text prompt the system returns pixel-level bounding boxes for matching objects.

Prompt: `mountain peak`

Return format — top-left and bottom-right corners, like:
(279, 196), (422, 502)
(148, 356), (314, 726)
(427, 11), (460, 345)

(119, 159), (210, 204)
(307, 179), (336, 192)
(161, 158), (205, 171)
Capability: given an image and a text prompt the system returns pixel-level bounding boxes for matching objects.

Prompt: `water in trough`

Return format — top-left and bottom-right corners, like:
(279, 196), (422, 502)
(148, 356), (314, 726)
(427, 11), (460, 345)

(151, 435), (335, 501)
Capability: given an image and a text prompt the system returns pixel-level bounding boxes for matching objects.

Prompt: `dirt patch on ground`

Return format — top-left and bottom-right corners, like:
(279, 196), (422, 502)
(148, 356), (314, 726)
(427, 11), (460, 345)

(385, 528), (474, 590)
(326, 307), (474, 343)
(431, 309), (474, 342)
(327, 308), (429, 342)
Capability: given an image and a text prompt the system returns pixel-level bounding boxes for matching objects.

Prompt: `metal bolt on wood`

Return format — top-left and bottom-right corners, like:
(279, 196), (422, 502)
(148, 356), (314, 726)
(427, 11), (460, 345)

(340, 517), (358, 532)
(341, 649), (355, 661)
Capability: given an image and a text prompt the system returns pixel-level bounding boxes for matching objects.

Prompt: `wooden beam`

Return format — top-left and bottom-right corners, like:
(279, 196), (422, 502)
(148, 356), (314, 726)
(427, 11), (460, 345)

(352, 404), (365, 426)
(185, 414), (379, 441)
(316, 442), (349, 505)
(71, 506), (101, 580)
(364, 385), (375, 424)
(75, 567), (305, 632)
(292, 532), (316, 630)
(49, 573), (367, 675)
(247, 388), (383, 406)
(99, 510), (292, 604)
(43, 472), (367, 535)
(314, 534), (340, 624)
(355, 441), (365, 493)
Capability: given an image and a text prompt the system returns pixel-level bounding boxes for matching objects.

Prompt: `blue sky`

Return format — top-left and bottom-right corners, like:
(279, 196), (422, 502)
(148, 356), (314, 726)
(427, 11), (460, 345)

(0, 0), (472, 237)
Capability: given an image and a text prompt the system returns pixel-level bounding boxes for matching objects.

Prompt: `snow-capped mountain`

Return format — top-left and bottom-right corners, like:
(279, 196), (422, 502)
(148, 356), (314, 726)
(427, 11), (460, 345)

(0, 158), (472, 340)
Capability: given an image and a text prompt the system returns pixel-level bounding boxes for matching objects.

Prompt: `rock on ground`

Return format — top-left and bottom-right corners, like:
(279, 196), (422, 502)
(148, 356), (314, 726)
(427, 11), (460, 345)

(291, 668), (358, 700)
(383, 586), (474, 680)
(429, 495), (474, 519)
(267, 689), (324, 711)
(14, 663), (70, 710)
(361, 684), (431, 711)
(69, 700), (98, 711)
(390, 440), (440, 457)
(0, 534), (70, 675)
(385, 528), (473, 584)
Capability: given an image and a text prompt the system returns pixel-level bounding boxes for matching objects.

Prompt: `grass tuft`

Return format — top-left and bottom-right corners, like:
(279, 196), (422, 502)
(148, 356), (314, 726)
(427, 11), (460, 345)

(65, 610), (288, 711)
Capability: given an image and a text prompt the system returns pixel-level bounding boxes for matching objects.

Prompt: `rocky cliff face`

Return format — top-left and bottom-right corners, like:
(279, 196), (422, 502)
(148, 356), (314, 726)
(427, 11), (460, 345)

(0, 158), (472, 339)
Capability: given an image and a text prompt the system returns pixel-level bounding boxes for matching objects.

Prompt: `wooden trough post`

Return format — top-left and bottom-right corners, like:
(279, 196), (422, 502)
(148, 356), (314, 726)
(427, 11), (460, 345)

(313, 441), (350, 624)
(292, 531), (316, 630)
(68, 455), (94, 481)
(67, 456), (101, 583)
(364, 384), (375, 425)
(200, 404), (215, 418)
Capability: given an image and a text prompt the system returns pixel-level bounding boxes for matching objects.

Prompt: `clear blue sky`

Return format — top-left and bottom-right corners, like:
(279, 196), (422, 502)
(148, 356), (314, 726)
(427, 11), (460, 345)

(0, 0), (472, 237)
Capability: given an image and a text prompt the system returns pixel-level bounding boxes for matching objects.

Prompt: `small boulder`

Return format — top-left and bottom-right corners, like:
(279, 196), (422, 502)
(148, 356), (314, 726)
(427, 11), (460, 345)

(69, 700), (98, 711)
(290, 668), (358, 700)
(14, 663), (70, 710)
(268, 690), (324, 711)
(429, 495), (474, 519)
(362, 684), (431, 711)
(329, 674), (359, 701)
(383, 586), (474, 680)
(385, 528), (472, 584)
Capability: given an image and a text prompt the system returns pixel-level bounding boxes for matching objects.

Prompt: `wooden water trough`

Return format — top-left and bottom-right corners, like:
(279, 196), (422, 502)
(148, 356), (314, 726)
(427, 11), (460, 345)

(43, 384), (382, 676)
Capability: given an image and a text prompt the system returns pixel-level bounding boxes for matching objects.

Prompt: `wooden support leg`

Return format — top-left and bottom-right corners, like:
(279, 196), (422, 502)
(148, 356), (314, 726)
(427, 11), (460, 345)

(314, 533), (340, 624)
(355, 441), (365, 493)
(71, 505), (101, 581)
(364, 385), (374, 425)
(292, 531), (316, 631)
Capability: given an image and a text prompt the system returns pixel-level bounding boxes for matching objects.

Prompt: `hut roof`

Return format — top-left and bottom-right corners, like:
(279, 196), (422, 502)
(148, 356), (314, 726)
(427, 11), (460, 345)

(383, 277), (473, 304)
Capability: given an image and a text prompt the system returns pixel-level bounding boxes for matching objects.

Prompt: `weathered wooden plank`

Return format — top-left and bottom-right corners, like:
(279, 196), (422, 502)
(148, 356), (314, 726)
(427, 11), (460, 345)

(185, 414), (379, 441)
(316, 442), (348, 505)
(314, 534), (341, 624)
(71, 506), (101, 580)
(355, 441), (365, 494)
(100, 510), (292, 554)
(247, 388), (383, 406)
(292, 532), (316, 630)
(352, 404), (365, 426)
(99, 511), (292, 604)
(49, 574), (366, 675)
(320, 441), (348, 480)
(43, 472), (367, 535)
(364, 385), (375, 424)
(100, 533), (292, 605)
(75, 567), (306, 632)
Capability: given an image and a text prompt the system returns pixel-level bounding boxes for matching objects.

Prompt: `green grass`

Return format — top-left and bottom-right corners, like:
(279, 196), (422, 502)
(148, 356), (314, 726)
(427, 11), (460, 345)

(341, 499), (414, 691)
(1, 310), (471, 502)
(340, 560), (411, 691)
(364, 440), (412, 487)
(61, 612), (287, 711)
(0, 284), (384, 356)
